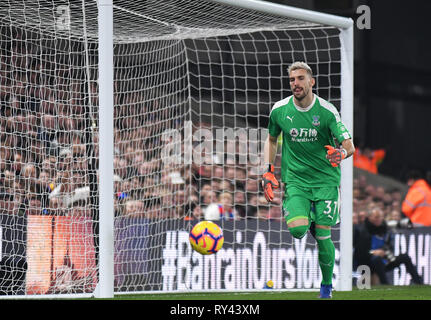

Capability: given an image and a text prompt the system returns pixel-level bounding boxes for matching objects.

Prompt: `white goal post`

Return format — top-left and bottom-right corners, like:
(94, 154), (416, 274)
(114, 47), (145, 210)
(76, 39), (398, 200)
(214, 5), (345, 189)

(97, 0), (354, 298)
(0, 0), (353, 298)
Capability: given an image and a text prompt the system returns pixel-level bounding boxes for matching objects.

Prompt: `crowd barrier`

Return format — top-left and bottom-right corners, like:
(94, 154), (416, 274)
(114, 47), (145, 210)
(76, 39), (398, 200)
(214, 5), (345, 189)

(0, 216), (429, 294)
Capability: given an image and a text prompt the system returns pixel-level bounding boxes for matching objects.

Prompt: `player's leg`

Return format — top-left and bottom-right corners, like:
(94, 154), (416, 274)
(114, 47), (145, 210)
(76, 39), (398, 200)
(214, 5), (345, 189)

(385, 253), (423, 284)
(283, 185), (312, 239)
(314, 224), (335, 286)
(313, 187), (340, 298)
(308, 203), (317, 240)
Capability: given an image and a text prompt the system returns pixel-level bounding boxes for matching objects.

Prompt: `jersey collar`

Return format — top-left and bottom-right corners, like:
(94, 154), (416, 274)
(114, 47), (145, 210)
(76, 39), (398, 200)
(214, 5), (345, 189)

(293, 94), (316, 112)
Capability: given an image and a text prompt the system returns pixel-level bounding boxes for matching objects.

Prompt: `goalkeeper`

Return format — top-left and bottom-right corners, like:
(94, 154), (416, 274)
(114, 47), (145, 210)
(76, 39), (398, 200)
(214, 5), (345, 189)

(262, 62), (355, 298)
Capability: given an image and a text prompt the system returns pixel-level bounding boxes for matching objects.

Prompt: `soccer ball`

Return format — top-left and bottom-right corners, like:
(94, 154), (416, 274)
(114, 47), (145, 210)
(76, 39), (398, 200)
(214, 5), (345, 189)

(189, 221), (224, 255)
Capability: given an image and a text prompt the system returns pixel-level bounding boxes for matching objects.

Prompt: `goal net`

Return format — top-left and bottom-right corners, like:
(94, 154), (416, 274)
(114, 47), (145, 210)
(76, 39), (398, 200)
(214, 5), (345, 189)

(0, 0), (353, 297)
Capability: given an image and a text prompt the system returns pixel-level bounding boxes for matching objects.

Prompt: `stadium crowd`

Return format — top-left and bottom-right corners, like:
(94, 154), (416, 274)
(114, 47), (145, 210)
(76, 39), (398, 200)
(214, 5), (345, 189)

(0, 27), (428, 231)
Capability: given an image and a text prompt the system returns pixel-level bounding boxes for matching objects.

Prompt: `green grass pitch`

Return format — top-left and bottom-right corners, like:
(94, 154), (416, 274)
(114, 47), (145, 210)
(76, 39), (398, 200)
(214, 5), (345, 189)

(100, 285), (430, 300)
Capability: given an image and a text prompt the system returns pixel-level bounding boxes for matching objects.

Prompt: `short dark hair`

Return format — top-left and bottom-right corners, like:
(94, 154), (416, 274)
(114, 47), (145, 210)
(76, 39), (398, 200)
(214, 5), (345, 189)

(406, 170), (423, 182)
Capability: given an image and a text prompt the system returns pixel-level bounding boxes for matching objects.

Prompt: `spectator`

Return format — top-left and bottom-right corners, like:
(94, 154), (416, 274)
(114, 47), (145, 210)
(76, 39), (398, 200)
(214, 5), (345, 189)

(353, 207), (423, 285)
(235, 167), (246, 183)
(401, 170), (431, 227)
(256, 206), (269, 219)
(192, 205), (203, 220)
(218, 179), (233, 192)
(183, 201), (203, 221)
(199, 182), (212, 199)
(201, 190), (217, 206)
(25, 194), (42, 216)
(70, 200), (92, 217)
(3, 169), (15, 190)
(225, 167), (236, 181)
(357, 210), (368, 224)
(124, 199), (144, 218)
(210, 179), (220, 192)
(213, 166), (224, 179)
(0, 191), (15, 214)
(387, 209), (402, 223)
(38, 170), (53, 193)
(256, 196), (270, 219)
(352, 212), (359, 225)
(245, 179), (259, 193)
(204, 191), (237, 221)
(41, 156), (57, 179)
(353, 146), (386, 174)
(233, 189), (246, 218)
(268, 205), (282, 221)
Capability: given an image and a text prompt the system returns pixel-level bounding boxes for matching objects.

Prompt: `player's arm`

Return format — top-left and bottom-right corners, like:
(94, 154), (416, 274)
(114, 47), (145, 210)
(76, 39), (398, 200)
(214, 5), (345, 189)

(325, 138), (355, 167)
(264, 134), (278, 165)
(341, 138), (355, 158)
(262, 107), (282, 202)
(325, 106), (355, 166)
(262, 134), (280, 202)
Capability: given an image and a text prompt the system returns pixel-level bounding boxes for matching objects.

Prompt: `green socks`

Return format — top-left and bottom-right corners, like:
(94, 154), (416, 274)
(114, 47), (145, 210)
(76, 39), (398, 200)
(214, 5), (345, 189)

(315, 227), (335, 285)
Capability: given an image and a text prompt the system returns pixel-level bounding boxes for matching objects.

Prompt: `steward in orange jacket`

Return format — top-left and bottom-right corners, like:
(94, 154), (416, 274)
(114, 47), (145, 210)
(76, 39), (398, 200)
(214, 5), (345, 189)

(353, 147), (386, 174)
(402, 172), (431, 227)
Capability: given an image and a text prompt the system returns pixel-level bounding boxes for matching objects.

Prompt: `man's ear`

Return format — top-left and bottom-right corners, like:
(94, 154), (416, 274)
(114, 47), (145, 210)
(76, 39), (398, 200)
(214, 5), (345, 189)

(310, 77), (315, 87)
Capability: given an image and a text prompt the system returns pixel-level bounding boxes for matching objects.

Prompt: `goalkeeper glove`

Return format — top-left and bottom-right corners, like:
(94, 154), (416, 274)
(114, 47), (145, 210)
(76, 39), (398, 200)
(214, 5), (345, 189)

(262, 164), (279, 202)
(324, 145), (347, 167)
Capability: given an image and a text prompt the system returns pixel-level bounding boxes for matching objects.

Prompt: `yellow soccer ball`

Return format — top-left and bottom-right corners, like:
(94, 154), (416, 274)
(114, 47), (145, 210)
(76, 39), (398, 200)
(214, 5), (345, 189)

(189, 221), (224, 255)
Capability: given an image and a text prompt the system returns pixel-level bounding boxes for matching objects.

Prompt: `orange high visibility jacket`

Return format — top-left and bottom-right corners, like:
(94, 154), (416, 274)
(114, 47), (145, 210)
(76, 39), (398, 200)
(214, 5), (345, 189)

(353, 149), (386, 174)
(402, 179), (431, 227)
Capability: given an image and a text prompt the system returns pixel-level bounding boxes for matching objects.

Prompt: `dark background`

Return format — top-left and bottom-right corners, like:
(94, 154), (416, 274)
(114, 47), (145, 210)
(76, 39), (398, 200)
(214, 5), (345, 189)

(268, 0), (431, 181)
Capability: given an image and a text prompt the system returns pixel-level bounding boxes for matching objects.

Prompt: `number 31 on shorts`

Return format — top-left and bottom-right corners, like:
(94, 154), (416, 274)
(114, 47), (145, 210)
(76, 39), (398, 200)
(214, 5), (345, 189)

(323, 200), (338, 219)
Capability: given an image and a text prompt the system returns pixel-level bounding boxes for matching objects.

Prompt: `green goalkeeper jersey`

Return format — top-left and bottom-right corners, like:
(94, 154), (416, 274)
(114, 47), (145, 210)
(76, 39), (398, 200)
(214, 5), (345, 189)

(268, 94), (351, 187)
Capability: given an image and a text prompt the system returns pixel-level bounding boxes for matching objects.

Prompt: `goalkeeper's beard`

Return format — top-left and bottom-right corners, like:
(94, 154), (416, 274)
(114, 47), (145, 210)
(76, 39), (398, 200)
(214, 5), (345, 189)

(293, 87), (308, 101)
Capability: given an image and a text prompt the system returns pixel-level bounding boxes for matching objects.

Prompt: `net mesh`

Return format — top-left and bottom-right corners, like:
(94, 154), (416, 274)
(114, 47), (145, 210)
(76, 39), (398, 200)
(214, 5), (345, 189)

(0, 0), (343, 295)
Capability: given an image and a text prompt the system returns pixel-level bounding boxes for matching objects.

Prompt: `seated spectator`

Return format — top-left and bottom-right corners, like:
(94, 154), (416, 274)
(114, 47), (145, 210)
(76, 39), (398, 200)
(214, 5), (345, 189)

(245, 179), (259, 194)
(25, 194), (43, 215)
(201, 190), (217, 206)
(225, 167), (236, 181)
(41, 156), (57, 178)
(387, 209), (402, 223)
(352, 212), (359, 225)
(357, 210), (368, 224)
(233, 189), (246, 218)
(145, 198), (162, 219)
(204, 192), (237, 221)
(256, 196), (270, 219)
(192, 205), (203, 220)
(213, 166), (224, 179)
(183, 202), (203, 221)
(38, 169), (54, 193)
(210, 179), (221, 192)
(353, 208), (423, 285)
(0, 191), (15, 214)
(199, 182), (212, 198)
(268, 205), (282, 221)
(70, 200), (92, 217)
(218, 179), (233, 192)
(124, 199), (144, 218)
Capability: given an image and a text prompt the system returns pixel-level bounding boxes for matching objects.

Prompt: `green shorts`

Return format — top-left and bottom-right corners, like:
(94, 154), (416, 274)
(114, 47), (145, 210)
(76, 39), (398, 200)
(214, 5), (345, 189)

(282, 184), (340, 227)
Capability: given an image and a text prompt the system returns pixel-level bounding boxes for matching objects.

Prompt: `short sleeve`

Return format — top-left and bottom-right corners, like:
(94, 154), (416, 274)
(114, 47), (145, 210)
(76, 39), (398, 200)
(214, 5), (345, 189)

(328, 110), (351, 143)
(268, 109), (281, 138)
